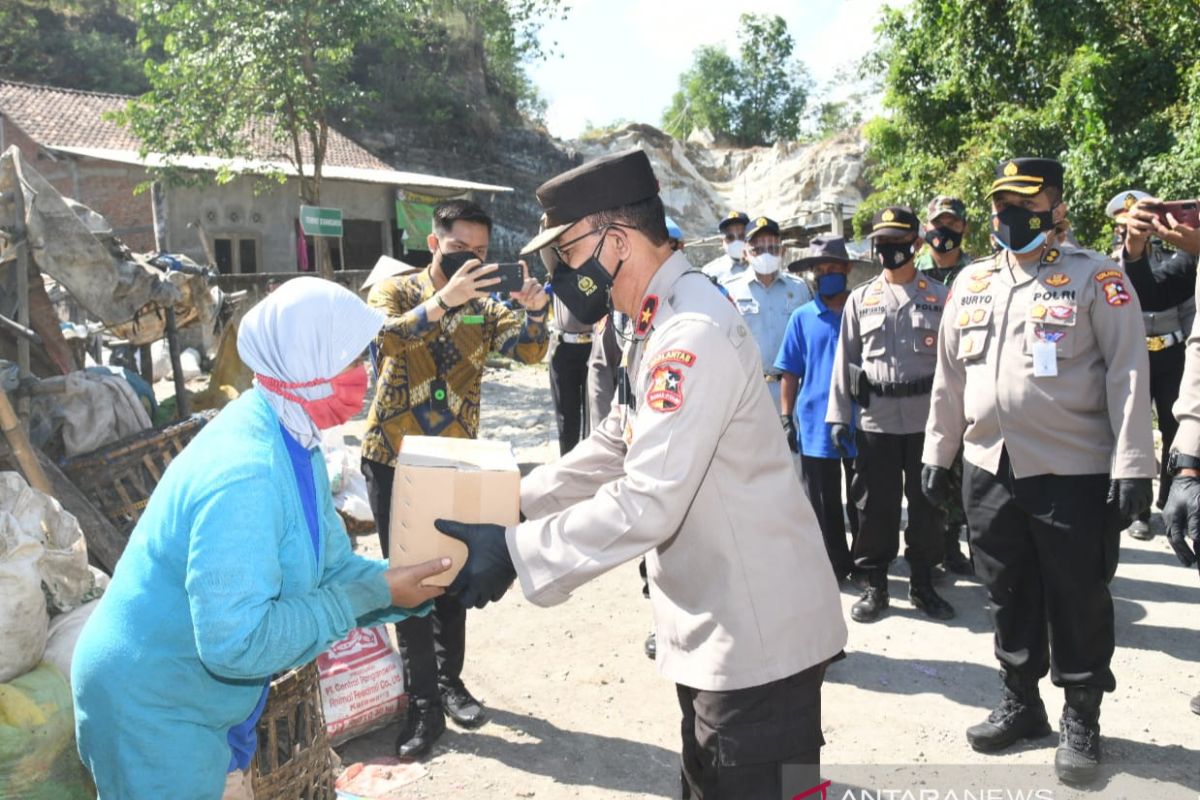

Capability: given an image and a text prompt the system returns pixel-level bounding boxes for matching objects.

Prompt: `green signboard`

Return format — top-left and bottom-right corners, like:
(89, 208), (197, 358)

(395, 199), (435, 243)
(299, 205), (343, 237)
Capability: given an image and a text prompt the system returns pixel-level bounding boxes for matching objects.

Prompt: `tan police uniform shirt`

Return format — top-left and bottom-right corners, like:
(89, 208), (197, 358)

(1171, 258), (1200, 456)
(827, 274), (949, 434)
(923, 245), (1156, 479)
(509, 252), (848, 692)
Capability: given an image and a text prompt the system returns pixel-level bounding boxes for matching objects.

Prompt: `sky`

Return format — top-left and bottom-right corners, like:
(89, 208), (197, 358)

(527, 0), (908, 140)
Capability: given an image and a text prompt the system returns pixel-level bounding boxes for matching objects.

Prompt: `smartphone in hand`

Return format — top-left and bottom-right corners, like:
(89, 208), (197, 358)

(489, 262), (527, 293)
(1148, 200), (1200, 229)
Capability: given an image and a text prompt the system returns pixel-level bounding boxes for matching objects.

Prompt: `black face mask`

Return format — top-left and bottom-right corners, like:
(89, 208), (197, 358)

(991, 204), (1056, 254)
(438, 249), (477, 280)
(874, 240), (916, 270)
(923, 226), (962, 254)
(550, 234), (621, 325)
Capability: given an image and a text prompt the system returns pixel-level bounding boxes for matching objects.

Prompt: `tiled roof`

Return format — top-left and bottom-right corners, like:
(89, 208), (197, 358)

(0, 79), (393, 171)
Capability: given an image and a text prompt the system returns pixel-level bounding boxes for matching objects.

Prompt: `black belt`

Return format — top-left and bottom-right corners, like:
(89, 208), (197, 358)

(867, 374), (935, 398)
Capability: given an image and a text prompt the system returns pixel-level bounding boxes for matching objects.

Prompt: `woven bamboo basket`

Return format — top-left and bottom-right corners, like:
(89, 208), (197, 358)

(252, 662), (337, 800)
(60, 411), (216, 534)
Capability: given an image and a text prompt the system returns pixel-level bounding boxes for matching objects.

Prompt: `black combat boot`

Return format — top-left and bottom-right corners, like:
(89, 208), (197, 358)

(943, 526), (974, 576)
(851, 570), (889, 623)
(909, 566), (956, 620)
(967, 674), (1052, 752)
(1055, 687), (1103, 785)
(441, 683), (487, 729)
(395, 696), (446, 759)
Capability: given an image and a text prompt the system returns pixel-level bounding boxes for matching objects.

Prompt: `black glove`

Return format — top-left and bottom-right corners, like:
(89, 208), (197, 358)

(1163, 474), (1200, 571)
(1107, 478), (1153, 526)
(781, 415), (798, 454)
(434, 519), (517, 609)
(921, 464), (952, 508)
(829, 424), (853, 459)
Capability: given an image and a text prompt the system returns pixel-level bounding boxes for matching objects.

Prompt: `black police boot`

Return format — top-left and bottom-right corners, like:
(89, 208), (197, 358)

(1190, 692), (1200, 716)
(945, 525), (974, 575)
(644, 631), (656, 660)
(396, 696), (446, 759)
(1055, 688), (1102, 785)
(441, 684), (487, 729)
(909, 566), (956, 620)
(850, 571), (889, 623)
(966, 676), (1051, 752)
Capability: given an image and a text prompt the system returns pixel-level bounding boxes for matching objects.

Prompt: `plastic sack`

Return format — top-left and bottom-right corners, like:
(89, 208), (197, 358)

(0, 663), (96, 799)
(0, 472), (94, 615)
(316, 627), (405, 746)
(0, 538), (47, 683)
(42, 600), (100, 685)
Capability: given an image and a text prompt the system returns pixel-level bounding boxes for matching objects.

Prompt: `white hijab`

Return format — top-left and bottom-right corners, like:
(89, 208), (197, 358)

(237, 277), (385, 448)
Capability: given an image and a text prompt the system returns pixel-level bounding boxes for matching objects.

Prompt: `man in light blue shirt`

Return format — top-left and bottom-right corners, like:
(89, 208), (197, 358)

(776, 234), (860, 581)
(701, 210), (751, 284)
(724, 216), (812, 409)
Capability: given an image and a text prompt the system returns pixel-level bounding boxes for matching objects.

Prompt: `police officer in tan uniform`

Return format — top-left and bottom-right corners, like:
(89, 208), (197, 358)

(1150, 204), (1200, 718)
(828, 205), (955, 624)
(434, 149), (848, 799)
(921, 158), (1155, 785)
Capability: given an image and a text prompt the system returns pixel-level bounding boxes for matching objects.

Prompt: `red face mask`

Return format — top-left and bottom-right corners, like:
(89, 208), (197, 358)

(256, 363), (369, 429)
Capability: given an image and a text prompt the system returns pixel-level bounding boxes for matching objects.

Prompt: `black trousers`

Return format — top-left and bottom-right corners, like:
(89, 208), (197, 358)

(850, 430), (943, 574)
(678, 662), (826, 800)
(362, 457), (468, 702)
(963, 451), (1120, 691)
(799, 455), (858, 578)
(550, 340), (592, 455)
(1144, 342), (1185, 517)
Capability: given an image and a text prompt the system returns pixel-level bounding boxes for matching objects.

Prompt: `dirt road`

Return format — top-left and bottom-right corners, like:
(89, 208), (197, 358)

(335, 363), (1200, 799)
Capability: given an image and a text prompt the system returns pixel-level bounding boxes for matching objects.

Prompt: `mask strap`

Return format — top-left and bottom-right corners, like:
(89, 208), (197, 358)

(256, 373), (332, 404)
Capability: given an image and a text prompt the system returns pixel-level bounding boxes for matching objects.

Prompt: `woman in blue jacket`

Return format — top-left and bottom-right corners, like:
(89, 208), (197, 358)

(72, 277), (451, 799)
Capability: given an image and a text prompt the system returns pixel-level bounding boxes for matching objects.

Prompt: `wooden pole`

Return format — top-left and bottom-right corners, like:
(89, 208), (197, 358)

(0, 385), (49, 494)
(152, 181), (190, 419)
(9, 179), (30, 418)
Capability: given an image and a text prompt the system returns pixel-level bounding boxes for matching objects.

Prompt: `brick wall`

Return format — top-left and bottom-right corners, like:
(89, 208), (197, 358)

(1, 116), (155, 250)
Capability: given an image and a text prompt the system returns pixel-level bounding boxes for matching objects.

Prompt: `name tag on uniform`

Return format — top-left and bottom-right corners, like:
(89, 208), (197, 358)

(461, 314), (485, 325)
(1032, 340), (1058, 377)
(736, 299), (759, 314)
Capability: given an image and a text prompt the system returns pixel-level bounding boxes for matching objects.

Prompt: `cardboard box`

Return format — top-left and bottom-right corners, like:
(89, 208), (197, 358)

(390, 436), (520, 587)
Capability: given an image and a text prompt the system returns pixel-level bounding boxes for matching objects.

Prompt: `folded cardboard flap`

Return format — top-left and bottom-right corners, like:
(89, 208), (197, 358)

(390, 436), (520, 587)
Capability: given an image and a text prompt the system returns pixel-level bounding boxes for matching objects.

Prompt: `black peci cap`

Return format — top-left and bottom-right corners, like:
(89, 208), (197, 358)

(718, 211), (751, 232)
(865, 205), (920, 238)
(988, 157), (1064, 198)
(521, 149), (660, 255)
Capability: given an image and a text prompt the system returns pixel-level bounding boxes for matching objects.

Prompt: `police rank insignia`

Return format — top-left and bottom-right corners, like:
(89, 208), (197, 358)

(646, 362), (685, 413)
(1045, 272), (1069, 286)
(1103, 280), (1132, 306)
(1044, 249), (1061, 264)
(917, 279), (928, 290)
(635, 295), (659, 337)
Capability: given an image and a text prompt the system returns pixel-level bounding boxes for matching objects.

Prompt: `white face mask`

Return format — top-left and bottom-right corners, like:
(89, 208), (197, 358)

(750, 252), (780, 275)
(724, 240), (745, 260)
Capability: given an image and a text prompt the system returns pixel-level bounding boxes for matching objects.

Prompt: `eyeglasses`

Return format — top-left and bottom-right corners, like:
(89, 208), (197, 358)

(722, 232), (745, 243)
(551, 223), (634, 265)
(747, 243), (782, 256)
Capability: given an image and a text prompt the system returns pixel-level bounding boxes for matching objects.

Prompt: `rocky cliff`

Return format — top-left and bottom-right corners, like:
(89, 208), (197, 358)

(362, 120), (869, 263)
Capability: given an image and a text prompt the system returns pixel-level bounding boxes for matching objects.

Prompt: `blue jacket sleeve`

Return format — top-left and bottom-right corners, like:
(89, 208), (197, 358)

(184, 473), (394, 681)
(316, 466), (432, 627)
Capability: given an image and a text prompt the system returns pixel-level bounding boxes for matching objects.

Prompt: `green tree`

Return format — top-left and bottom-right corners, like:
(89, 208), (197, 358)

(858, 0), (1200, 252)
(662, 13), (809, 147)
(115, 0), (382, 277)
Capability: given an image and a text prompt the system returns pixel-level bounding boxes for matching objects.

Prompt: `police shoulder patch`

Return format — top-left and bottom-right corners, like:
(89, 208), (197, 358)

(1102, 280), (1132, 307)
(1094, 269), (1123, 282)
(646, 361), (686, 413)
(648, 348), (697, 369)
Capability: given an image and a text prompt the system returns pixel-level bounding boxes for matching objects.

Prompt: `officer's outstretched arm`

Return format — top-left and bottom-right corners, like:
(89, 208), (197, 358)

(506, 318), (742, 607)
